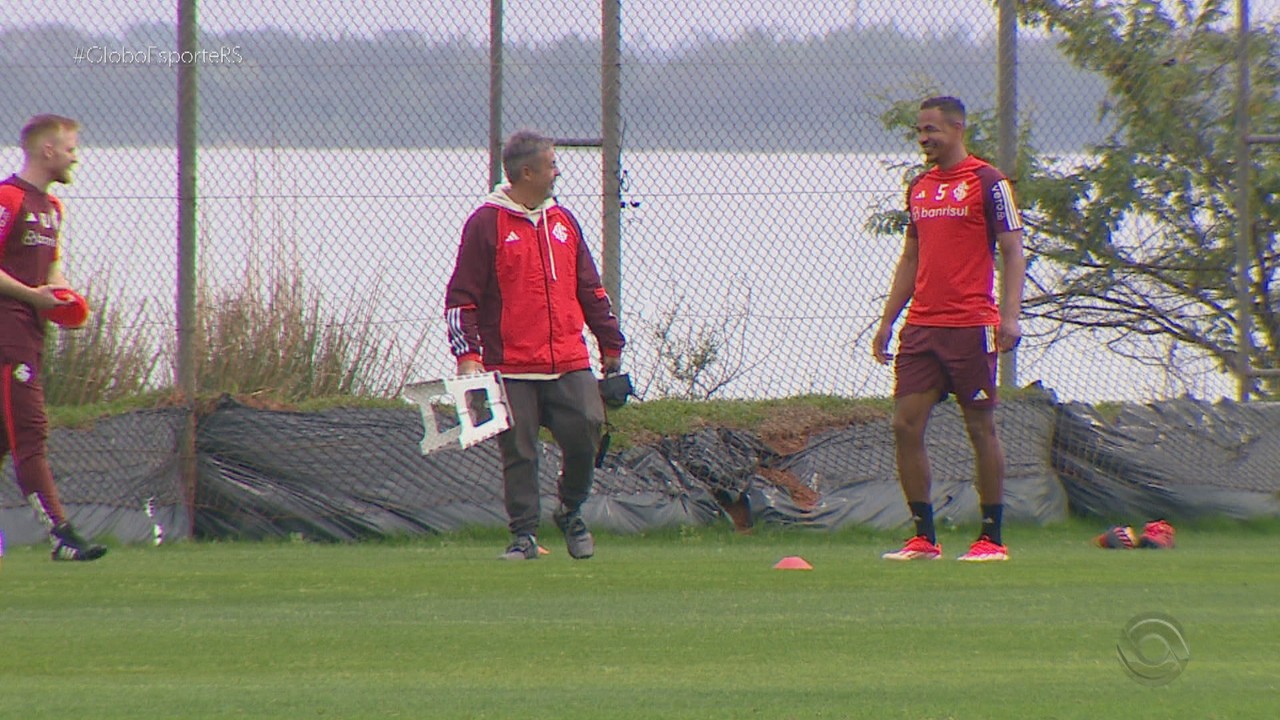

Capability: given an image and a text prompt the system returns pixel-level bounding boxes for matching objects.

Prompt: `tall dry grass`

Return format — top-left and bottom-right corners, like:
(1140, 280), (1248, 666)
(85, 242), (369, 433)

(190, 268), (419, 402)
(41, 271), (421, 409)
(41, 279), (161, 406)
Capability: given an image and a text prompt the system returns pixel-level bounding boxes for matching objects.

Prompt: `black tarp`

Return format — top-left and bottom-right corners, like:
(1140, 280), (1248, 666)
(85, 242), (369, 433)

(194, 396), (722, 540)
(747, 389), (1068, 530)
(1053, 398), (1280, 520)
(192, 394), (1069, 538)
(0, 408), (189, 547)
(4, 392), (1279, 547)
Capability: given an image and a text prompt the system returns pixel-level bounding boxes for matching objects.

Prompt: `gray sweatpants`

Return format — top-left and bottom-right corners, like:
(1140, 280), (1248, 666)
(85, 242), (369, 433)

(497, 370), (605, 536)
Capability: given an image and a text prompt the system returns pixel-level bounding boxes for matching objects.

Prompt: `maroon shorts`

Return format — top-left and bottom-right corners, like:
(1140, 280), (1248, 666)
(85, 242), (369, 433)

(893, 325), (998, 408)
(0, 347), (49, 463)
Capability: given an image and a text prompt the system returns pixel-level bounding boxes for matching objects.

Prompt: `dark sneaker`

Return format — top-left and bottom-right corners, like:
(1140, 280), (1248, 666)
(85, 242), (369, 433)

(50, 522), (107, 562)
(499, 534), (539, 561)
(1094, 525), (1137, 549)
(553, 506), (594, 559)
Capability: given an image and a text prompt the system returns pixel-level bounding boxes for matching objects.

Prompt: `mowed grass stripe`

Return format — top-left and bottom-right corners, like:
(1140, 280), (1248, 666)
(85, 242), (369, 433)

(0, 521), (1276, 719)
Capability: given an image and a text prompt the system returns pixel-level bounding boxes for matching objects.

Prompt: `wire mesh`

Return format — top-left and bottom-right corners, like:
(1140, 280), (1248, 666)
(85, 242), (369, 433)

(5, 1), (1273, 404)
(1, 1), (1279, 539)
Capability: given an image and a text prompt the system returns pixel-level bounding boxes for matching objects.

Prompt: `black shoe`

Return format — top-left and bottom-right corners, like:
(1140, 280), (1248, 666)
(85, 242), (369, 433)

(499, 534), (539, 560)
(50, 522), (108, 562)
(553, 506), (595, 559)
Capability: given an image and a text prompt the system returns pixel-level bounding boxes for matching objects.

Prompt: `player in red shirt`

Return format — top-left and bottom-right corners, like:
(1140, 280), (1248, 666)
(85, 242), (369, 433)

(0, 114), (107, 561)
(871, 97), (1027, 562)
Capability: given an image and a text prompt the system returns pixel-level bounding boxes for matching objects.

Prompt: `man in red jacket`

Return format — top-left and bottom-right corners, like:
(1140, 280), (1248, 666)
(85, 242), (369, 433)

(0, 114), (107, 561)
(446, 130), (625, 560)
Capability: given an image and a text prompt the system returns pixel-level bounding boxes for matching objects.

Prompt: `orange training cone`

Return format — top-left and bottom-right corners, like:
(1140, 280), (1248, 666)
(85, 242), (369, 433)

(773, 555), (813, 570)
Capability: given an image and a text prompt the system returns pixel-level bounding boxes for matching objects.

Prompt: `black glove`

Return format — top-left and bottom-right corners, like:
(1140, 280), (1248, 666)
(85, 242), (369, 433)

(598, 372), (633, 409)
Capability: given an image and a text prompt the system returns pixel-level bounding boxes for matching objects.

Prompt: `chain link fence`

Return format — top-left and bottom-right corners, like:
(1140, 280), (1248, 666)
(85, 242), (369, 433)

(4, 0), (1280, 544)
(1, 0), (1276, 405)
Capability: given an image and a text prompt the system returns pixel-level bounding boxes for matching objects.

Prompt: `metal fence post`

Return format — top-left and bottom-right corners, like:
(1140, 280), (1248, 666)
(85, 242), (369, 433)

(1233, 0), (1280, 393)
(1235, 0), (1256, 400)
(488, 0), (504, 191)
(602, 0), (623, 318)
(176, 0), (199, 536)
(997, 0), (1019, 389)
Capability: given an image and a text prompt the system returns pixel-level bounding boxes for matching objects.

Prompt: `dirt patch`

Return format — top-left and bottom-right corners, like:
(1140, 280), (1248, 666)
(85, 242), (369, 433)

(720, 494), (753, 533)
(757, 403), (887, 455)
(752, 403), (889, 511)
(758, 467), (819, 510)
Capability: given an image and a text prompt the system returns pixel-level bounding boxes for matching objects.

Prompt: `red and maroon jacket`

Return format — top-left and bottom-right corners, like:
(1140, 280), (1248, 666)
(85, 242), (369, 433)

(445, 189), (624, 376)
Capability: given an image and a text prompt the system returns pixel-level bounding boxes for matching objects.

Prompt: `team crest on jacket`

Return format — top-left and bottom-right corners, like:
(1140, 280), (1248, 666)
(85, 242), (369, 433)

(951, 181), (969, 202)
(552, 222), (569, 243)
(12, 363), (33, 384)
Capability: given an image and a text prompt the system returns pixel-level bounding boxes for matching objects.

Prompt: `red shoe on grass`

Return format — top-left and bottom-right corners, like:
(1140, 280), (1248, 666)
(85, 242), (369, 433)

(882, 535), (942, 561)
(1138, 520), (1175, 549)
(958, 535), (1009, 562)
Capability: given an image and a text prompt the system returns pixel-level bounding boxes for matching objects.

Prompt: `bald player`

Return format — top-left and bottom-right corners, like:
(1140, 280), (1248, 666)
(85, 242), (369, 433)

(0, 114), (107, 561)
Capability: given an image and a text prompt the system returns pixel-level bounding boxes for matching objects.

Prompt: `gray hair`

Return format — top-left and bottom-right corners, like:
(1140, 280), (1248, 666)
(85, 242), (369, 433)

(502, 130), (554, 182)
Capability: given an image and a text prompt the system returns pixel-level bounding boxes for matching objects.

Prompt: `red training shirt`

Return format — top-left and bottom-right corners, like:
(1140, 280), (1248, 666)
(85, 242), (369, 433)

(0, 175), (65, 353)
(904, 155), (1021, 327)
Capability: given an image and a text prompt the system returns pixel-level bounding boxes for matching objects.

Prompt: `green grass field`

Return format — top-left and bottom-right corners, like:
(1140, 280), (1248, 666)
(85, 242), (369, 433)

(1, 520), (1277, 719)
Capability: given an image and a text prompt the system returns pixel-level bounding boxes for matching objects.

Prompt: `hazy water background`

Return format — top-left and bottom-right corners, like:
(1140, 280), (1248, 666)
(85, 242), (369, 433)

(6, 145), (1233, 403)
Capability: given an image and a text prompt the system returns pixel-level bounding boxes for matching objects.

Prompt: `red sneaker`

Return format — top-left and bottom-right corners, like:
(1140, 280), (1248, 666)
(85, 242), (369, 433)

(1095, 525), (1138, 549)
(882, 535), (942, 561)
(1138, 520), (1175, 549)
(958, 536), (1009, 562)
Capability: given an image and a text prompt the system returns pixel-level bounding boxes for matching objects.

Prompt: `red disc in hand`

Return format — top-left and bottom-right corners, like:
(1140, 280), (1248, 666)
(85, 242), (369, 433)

(41, 289), (90, 328)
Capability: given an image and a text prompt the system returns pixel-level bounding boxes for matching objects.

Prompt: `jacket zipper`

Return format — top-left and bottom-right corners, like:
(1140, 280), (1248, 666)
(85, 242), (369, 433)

(533, 213), (557, 371)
